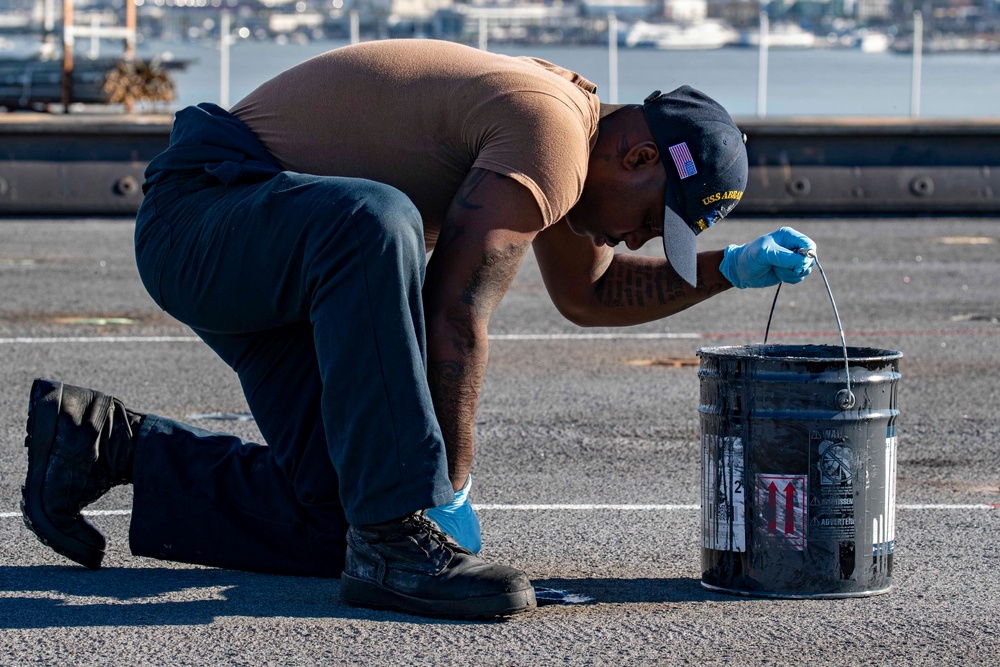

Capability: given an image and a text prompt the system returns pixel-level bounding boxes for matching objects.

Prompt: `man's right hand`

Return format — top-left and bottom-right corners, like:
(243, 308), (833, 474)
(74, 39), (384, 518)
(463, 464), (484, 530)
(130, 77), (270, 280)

(719, 227), (816, 289)
(425, 475), (482, 554)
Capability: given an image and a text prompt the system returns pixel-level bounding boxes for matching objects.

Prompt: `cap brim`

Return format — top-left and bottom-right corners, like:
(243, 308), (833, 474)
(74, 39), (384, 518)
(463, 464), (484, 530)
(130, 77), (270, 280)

(661, 204), (698, 287)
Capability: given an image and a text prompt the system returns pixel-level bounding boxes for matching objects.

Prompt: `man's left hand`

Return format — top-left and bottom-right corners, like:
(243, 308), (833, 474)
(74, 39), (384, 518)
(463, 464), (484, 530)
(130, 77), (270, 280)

(719, 226), (817, 289)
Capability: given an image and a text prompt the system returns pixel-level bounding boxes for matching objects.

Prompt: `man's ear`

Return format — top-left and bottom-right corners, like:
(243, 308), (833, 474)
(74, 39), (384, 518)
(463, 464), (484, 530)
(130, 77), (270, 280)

(625, 141), (661, 171)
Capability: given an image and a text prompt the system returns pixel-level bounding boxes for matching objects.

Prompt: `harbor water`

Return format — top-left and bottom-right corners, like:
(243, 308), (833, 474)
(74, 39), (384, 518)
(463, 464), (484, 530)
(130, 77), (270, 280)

(126, 39), (1000, 118)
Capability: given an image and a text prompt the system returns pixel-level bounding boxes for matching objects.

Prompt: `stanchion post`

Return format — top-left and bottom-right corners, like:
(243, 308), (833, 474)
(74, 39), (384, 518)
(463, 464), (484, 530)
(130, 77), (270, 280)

(220, 9), (231, 109)
(88, 14), (99, 59)
(910, 10), (923, 118)
(608, 12), (618, 104)
(350, 9), (359, 44)
(61, 0), (74, 112)
(757, 10), (769, 118)
(125, 0), (136, 60)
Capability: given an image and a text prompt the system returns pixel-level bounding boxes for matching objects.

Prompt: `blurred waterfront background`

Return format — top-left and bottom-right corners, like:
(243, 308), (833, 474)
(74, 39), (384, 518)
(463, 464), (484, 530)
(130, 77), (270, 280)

(138, 39), (1000, 115)
(1, 0), (998, 115)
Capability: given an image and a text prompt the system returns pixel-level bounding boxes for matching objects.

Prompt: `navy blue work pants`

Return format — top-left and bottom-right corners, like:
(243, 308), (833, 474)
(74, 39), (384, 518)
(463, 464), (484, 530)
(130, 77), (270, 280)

(129, 104), (454, 576)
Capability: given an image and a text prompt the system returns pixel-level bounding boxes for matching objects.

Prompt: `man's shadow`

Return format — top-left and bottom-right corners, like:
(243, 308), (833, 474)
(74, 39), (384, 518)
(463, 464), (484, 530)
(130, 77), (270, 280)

(0, 565), (385, 629)
(0, 566), (729, 629)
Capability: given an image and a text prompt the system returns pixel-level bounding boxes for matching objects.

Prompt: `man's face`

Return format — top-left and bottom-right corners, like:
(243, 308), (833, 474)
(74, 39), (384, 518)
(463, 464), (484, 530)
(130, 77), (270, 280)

(565, 169), (667, 252)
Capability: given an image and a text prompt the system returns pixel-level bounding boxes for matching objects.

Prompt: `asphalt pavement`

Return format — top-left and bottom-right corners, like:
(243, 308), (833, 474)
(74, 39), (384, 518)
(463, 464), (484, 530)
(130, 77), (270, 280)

(0, 217), (997, 665)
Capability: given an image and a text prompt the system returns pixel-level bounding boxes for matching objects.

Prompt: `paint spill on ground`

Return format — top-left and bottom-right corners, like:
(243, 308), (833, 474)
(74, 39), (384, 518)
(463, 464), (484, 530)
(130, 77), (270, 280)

(950, 313), (1000, 323)
(533, 586), (594, 606)
(625, 357), (700, 367)
(934, 236), (995, 245)
(187, 412), (255, 422)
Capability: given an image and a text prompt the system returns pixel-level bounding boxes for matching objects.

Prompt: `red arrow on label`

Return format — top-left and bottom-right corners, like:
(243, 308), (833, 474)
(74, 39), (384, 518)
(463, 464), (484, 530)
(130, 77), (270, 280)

(767, 482), (777, 533)
(759, 474), (807, 550)
(784, 483), (796, 535)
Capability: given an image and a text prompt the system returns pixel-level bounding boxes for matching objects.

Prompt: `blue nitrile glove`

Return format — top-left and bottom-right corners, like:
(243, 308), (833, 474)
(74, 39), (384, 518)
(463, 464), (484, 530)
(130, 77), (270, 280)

(425, 475), (482, 554)
(719, 226), (817, 289)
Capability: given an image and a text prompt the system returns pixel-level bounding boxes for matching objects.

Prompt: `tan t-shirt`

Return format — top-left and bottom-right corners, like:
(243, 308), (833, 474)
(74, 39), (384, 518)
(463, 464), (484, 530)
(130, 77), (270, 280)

(231, 39), (600, 244)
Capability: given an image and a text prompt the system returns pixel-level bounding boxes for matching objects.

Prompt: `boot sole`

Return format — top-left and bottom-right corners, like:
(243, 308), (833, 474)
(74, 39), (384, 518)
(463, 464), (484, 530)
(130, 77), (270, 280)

(21, 379), (105, 570)
(340, 572), (537, 620)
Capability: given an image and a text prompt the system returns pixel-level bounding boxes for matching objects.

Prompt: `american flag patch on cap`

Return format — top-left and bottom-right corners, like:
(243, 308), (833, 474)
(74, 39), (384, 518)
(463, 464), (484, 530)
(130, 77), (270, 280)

(668, 142), (697, 179)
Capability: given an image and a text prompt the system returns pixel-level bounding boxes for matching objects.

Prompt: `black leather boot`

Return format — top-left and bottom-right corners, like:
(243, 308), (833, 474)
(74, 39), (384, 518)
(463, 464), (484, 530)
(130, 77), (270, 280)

(341, 511), (536, 619)
(21, 378), (143, 569)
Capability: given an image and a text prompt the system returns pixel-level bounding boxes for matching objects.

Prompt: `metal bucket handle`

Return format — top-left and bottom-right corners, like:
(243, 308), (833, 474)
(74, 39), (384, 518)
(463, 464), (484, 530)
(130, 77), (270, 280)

(763, 249), (856, 410)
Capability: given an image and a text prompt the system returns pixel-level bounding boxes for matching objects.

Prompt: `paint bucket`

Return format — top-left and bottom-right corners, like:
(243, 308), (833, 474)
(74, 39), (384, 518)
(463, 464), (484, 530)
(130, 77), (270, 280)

(697, 254), (901, 598)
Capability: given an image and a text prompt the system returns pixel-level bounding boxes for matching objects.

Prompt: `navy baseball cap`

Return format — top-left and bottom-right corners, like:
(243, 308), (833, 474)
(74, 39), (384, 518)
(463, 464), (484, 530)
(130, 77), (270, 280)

(643, 86), (748, 286)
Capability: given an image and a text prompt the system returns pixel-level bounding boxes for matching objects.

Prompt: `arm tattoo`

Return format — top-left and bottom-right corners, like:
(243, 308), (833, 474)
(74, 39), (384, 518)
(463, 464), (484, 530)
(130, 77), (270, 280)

(431, 240), (531, 355)
(444, 309), (479, 355)
(460, 240), (532, 314)
(597, 260), (683, 307)
(595, 257), (727, 309)
(426, 239), (530, 481)
(427, 359), (487, 479)
(424, 172), (533, 481)
(454, 170), (488, 210)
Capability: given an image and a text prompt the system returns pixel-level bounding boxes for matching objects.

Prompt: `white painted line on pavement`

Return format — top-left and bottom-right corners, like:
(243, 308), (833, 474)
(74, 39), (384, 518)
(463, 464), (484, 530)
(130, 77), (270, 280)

(895, 504), (1000, 510)
(475, 504), (699, 510)
(0, 334), (703, 344)
(477, 503), (1000, 511)
(1, 328), (997, 346)
(1, 509), (132, 518)
(0, 336), (201, 344)
(489, 333), (702, 341)
(1, 503), (998, 520)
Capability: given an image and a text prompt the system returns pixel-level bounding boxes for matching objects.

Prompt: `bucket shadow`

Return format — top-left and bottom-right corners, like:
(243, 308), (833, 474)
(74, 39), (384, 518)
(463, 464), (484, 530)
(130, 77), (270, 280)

(530, 576), (738, 605)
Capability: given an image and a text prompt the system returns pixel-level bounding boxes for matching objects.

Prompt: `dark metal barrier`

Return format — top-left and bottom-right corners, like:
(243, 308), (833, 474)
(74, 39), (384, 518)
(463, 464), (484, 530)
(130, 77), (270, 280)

(0, 114), (171, 216)
(739, 118), (1000, 216)
(1, 115), (999, 216)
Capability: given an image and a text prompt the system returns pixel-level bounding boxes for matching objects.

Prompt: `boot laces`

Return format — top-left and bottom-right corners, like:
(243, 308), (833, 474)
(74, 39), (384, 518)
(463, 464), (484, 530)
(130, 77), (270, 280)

(401, 511), (473, 557)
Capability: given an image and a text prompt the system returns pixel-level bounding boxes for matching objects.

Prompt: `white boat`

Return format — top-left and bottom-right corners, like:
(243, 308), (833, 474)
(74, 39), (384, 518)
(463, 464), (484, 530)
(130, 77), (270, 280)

(858, 31), (891, 53)
(625, 20), (737, 50)
(738, 22), (817, 48)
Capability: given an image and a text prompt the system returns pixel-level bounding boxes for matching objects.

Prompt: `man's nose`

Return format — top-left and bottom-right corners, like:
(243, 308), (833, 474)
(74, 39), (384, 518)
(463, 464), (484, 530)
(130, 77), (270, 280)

(624, 228), (653, 251)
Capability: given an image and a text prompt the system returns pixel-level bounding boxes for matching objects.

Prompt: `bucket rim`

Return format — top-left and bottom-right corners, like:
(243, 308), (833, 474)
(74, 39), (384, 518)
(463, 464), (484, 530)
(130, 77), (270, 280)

(696, 344), (903, 363)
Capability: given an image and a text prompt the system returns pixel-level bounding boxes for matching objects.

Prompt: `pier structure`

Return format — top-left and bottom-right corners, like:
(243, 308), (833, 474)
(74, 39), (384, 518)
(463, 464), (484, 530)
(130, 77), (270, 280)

(1, 114), (997, 216)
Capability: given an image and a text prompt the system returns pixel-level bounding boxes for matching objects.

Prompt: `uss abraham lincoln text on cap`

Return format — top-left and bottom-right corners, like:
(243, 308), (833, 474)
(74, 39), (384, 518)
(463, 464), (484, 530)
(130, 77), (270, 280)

(642, 86), (749, 287)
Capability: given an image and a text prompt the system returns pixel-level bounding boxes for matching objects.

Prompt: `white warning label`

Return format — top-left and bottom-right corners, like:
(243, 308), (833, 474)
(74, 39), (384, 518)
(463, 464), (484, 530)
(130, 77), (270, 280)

(702, 435), (746, 552)
(874, 425), (898, 557)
